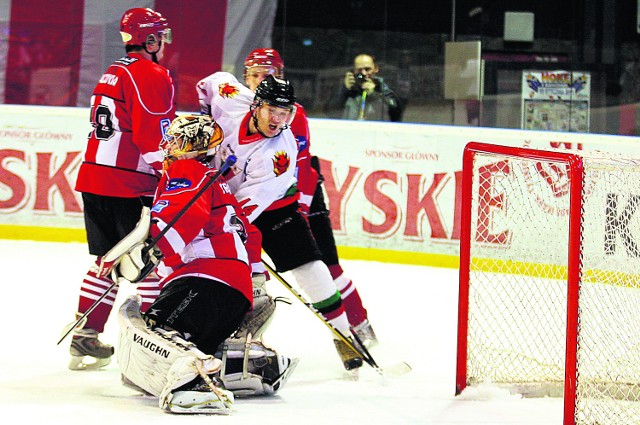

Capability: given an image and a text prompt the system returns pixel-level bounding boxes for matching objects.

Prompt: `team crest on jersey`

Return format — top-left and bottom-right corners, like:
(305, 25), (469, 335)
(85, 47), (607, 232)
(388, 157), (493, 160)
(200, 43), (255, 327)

(166, 178), (192, 191)
(151, 200), (169, 213)
(218, 82), (240, 98)
(272, 151), (290, 176)
(296, 135), (308, 152)
(160, 118), (171, 141)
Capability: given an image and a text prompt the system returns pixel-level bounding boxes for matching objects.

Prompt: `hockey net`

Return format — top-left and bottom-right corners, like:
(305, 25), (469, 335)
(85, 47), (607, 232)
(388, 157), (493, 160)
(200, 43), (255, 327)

(456, 142), (640, 425)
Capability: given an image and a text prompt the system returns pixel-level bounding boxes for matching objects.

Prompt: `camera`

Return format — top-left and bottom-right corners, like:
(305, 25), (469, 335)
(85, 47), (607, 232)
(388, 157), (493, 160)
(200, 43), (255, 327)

(355, 72), (366, 86)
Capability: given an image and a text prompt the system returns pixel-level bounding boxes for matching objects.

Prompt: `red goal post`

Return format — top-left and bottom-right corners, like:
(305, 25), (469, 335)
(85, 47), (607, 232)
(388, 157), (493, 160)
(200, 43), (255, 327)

(456, 142), (640, 425)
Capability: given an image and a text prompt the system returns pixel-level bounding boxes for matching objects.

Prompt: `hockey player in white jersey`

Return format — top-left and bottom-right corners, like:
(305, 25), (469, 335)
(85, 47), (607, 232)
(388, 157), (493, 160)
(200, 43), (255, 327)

(196, 73), (363, 370)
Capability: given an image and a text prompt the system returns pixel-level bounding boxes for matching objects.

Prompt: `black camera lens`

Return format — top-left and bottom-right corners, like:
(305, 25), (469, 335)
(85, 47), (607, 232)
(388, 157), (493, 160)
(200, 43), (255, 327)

(355, 73), (366, 84)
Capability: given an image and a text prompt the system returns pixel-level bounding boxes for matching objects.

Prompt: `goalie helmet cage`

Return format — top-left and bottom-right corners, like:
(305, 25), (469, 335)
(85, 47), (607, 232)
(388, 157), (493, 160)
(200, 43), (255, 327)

(456, 142), (640, 425)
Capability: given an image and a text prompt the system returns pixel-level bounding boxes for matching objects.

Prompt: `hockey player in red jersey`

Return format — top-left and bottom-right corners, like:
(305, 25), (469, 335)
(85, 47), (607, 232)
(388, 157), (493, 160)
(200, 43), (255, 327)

(68, 7), (176, 370)
(241, 48), (377, 347)
(114, 114), (296, 414)
(196, 73), (364, 370)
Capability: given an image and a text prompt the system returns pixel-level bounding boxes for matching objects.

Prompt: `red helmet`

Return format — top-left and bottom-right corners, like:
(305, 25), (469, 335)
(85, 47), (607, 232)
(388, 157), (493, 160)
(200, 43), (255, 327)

(120, 8), (172, 46)
(244, 48), (284, 78)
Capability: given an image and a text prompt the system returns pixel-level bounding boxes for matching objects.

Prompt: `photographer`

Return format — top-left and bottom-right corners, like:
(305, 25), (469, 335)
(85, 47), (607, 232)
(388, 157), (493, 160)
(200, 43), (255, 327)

(342, 53), (402, 122)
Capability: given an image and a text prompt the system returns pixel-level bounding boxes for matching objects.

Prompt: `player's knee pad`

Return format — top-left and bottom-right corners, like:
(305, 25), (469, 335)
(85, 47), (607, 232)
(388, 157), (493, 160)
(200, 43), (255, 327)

(117, 296), (222, 408)
(291, 260), (338, 301)
(218, 336), (298, 397)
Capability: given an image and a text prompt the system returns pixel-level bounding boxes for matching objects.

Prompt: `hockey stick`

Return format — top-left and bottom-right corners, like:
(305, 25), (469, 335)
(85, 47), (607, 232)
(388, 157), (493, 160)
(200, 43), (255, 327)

(57, 156), (238, 345)
(141, 154), (237, 257)
(261, 258), (384, 372)
(57, 281), (117, 345)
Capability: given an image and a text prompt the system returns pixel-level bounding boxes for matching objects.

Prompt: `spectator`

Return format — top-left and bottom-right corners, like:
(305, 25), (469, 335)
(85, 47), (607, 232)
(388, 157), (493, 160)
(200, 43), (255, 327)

(342, 53), (402, 122)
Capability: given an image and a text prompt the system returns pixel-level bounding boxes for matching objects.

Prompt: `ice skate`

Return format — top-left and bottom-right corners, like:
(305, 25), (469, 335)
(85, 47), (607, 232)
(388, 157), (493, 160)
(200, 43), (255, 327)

(333, 336), (363, 371)
(69, 328), (114, 371)
(165, 375), (234, 414)
(220, 336), (299, 396)
(352, 319), (378, 348)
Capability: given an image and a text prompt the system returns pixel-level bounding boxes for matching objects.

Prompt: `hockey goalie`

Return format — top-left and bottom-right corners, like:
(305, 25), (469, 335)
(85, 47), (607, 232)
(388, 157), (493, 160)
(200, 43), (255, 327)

(107, 114), (297, 414)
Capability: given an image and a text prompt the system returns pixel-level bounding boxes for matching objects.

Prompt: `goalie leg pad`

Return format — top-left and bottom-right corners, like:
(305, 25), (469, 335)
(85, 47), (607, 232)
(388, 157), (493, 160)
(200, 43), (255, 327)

(219, 337), (298, 396)
(117, 296), (233, 414)
(233, 274), (276, 340)
(161, 357), (234, 414)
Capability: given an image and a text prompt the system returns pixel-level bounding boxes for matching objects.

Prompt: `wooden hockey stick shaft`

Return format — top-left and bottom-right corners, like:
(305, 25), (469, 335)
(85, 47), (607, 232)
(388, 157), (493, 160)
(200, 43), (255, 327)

(57, 156), (237, 346)
(261, 258), (381, 370)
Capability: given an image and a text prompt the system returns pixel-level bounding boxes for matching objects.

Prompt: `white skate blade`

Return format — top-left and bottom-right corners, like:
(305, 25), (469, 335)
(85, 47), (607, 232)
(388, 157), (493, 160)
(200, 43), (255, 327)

(68, 355), (111, 371)
(271, 357), (299, 391)
(346, 368), (360, 381)
(166, 390), (234, 415)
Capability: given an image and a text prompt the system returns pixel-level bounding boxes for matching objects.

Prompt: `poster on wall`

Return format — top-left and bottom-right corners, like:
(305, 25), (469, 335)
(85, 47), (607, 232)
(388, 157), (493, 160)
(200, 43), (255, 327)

(521, 70), (591, 132)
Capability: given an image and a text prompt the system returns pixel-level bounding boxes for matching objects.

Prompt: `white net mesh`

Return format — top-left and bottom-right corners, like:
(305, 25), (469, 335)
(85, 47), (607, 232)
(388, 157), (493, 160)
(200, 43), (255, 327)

(462, 146), (640, 424)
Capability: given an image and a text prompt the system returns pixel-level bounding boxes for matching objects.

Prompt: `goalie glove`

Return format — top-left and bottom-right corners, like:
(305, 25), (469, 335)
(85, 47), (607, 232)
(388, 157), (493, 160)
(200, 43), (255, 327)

(111, 241), (163, 284)
(98, 206), (161, 282)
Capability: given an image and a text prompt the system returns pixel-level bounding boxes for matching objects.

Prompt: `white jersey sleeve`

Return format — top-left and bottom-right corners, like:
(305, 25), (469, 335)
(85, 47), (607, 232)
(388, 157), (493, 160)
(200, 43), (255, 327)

(196, 72), (253, 119)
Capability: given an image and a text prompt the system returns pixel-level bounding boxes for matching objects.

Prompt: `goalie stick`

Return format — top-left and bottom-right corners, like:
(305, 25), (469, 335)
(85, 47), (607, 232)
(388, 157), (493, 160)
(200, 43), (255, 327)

(57, 155), (238, 345)
(261, 258), (411, 377)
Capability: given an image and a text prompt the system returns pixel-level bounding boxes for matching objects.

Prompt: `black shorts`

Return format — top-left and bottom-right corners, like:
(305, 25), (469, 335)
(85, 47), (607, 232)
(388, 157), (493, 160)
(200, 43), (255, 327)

(308, 177), (340, 266)
(145, 276), (250, 355)
(253, 201), (323, 272)
(307, 155), (339, 265)
(82, 193), (152, 256)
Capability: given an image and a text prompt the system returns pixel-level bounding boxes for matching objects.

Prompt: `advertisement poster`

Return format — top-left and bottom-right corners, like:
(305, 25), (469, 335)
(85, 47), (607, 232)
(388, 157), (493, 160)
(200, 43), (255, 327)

(522, 70), (591, 132)
(2, 105), (640, 266)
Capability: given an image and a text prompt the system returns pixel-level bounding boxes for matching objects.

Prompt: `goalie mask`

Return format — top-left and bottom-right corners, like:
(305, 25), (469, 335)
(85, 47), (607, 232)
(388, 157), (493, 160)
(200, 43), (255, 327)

(161, 115), (224, 169)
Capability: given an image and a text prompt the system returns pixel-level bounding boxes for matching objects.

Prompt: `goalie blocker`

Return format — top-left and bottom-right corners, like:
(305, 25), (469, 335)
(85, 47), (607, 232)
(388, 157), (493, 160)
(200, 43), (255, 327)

(97, 206), (162, 284)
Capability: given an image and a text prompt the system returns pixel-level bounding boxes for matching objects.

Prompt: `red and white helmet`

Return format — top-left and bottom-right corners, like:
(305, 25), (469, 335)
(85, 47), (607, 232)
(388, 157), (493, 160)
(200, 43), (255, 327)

(120, 8), (172, 46)
(244, 48), (284, 78)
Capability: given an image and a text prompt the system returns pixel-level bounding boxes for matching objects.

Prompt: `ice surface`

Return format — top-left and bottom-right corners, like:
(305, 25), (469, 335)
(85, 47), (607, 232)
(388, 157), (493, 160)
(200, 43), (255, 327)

(0, 240), (563, 424)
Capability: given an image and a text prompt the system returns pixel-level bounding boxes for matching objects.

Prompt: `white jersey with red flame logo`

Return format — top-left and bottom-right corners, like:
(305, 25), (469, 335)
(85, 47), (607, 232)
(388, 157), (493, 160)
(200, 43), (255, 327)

(196, 72), (298, 222)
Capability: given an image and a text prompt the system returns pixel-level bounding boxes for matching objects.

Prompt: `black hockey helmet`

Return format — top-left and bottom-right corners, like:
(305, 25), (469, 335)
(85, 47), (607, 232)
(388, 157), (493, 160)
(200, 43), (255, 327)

(254, 75), (296, 109)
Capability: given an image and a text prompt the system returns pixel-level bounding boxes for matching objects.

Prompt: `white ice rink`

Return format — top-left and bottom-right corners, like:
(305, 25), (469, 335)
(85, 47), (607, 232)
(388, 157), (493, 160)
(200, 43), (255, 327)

(0, 240), (564, 424)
